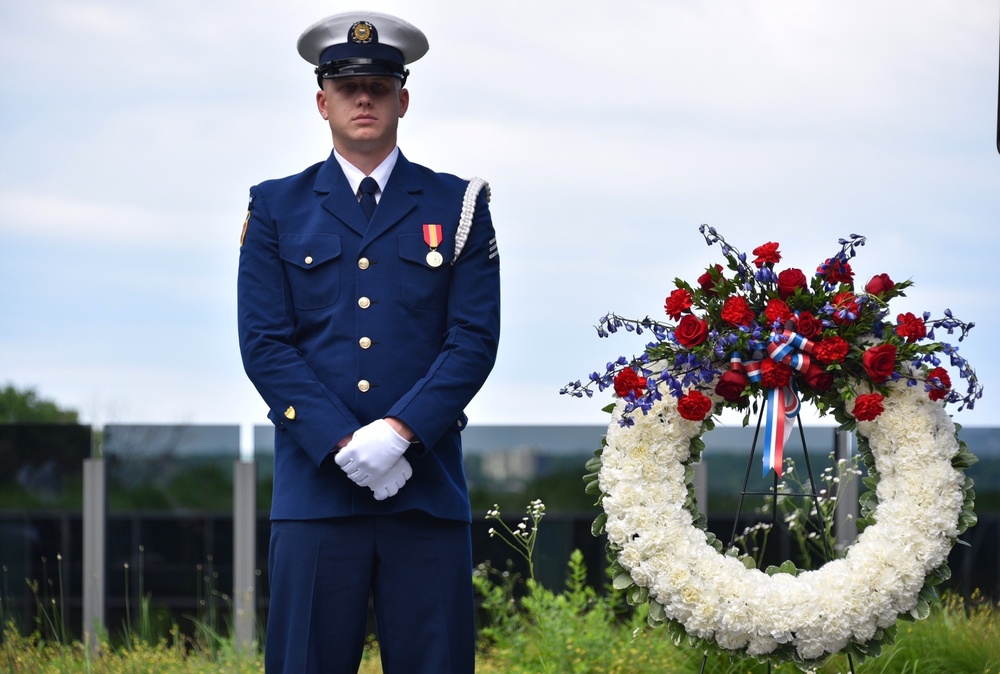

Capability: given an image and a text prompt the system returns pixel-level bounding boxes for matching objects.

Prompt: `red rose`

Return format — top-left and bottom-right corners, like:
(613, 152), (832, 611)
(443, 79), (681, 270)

(698, 264), (724, 296)
(815, 336), (849, 364)
(752, 242), (781, 268)
(715, 369), (749, 403)
(926, 367), (952, 402)
(675, 314), (709, 348)
(817, 257), (854, 285)
(895, 312), (927, 343)
(831, 291), (860, 325)
(801, 362), (834, 392)
(862, 344), (897, 382)
(613, 368), (647, 398)
(721, 296), (755, 327)
(760, 359), (793, 389)
(853, 393), (885, 421)
(793, 311), (824, 339)
(776, 268), (807, 299)
(664, 288), (693, 320)
(865, 273), (895, 296)
(764, 298), (793, 326)
(677, 389), (713, 421)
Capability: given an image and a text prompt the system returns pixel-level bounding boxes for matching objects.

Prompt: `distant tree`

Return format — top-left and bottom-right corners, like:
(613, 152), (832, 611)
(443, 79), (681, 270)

(0, 384), (79, 423)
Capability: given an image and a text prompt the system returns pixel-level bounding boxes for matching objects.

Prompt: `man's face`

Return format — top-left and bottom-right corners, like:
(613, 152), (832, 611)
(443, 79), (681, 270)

(316, 75), (409, 154)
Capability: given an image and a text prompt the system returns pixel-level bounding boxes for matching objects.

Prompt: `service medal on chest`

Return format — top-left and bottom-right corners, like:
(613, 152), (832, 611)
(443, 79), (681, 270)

(423, 224), (444, 268)
(425, 250), (443, 267)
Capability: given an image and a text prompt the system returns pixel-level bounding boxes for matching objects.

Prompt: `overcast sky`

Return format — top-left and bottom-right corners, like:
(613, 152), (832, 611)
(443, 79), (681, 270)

(1, 1), (998, 434)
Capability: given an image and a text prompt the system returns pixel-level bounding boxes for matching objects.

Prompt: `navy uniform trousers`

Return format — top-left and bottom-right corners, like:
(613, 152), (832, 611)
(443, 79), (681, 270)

(267, 514), (474, 673)
(238, 149), (500, 674)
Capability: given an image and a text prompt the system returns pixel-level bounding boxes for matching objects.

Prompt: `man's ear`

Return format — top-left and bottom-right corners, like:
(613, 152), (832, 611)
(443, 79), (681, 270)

(398, 87), (410, 118)
(316, 87), (330, 120)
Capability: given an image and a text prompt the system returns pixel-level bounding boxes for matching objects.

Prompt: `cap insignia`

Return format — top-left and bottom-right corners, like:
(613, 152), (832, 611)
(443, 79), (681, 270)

(350, 21), (375, 44)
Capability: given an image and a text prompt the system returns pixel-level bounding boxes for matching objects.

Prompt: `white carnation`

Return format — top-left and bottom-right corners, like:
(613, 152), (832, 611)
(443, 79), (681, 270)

(600, 378), (969, 661)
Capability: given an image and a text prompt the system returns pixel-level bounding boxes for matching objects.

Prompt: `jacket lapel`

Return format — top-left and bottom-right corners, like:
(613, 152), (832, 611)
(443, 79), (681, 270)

(360, 152), (419, 250)
(314, 150), (421, 245)
(315, 152), (368, 237)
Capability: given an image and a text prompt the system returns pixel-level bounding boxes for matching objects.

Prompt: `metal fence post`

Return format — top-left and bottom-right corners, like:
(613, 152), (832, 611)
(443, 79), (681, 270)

(82, 457), (105, 653)
(233, 459), (257, 653)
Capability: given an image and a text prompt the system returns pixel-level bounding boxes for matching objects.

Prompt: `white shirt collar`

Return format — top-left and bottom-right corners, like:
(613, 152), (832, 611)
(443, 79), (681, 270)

(333, 147), (400, 203)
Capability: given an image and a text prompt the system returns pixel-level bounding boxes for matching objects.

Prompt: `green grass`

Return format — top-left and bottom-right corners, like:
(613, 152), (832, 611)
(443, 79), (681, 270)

(2, 590), (998, 673)
(473, 592), (1000, 673)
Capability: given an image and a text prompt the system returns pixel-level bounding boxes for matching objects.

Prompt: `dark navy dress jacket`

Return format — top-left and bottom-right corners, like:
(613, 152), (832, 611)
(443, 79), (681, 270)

(238, 150), (500, 523)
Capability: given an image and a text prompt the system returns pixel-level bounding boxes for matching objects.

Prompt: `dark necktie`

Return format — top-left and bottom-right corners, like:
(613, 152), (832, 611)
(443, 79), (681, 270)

(359, 176), (378, 222)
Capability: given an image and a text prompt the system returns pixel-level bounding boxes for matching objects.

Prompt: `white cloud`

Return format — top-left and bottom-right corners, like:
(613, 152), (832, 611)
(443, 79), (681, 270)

(1, 0), (997, 431)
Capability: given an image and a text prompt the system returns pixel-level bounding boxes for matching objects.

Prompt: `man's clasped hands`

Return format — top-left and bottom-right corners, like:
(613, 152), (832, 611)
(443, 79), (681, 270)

(334, 419), (412, 501)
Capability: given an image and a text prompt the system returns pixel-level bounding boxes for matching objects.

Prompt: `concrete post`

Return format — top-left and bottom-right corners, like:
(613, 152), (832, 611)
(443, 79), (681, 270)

(82, 458), (105, 653)
(233, 460), (257, 653)
(834, 430), (858, 551)
(694, 460), (708, 517)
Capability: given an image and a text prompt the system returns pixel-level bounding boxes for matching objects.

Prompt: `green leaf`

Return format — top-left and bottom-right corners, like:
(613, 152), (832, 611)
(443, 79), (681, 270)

(612, 571), (634, 590)
(684, 464), (696, 485)
(628, 585), (649, 604)
(859, 491), (879, 506)
(933, 563), (952, 582)
(952, 447), (979, 469)
(591, 512), (608, 537)
(882, 622), (897, 645)
(778, 560), (799, 576)
(910, 598), (931, 620)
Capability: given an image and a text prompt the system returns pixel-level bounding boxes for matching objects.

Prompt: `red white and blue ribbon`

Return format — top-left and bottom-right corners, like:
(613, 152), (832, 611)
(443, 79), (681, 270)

(766, 330), (814, 372)
(731, 326), (816, 477)
(763, 385), (799, 477)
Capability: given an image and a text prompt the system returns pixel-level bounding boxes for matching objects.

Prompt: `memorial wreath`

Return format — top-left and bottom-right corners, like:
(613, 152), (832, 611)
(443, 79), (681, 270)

(561, 226), (982, 665)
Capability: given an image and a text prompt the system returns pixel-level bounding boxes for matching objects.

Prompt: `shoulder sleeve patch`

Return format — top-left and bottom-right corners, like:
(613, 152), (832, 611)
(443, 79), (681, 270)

(240, 209), (251, 247)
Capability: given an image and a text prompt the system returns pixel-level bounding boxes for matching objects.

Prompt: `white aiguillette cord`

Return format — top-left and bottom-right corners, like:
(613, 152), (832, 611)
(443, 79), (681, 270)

(452, 177), (490, 265)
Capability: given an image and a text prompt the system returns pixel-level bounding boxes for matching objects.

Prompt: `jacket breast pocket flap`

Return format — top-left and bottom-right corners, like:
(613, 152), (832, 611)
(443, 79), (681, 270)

(279, 233), (342, 310)
(397, 232), (450, 310)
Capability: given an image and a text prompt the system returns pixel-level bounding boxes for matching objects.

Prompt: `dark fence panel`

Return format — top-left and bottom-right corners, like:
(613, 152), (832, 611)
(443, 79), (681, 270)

(1, 510), (996, 641)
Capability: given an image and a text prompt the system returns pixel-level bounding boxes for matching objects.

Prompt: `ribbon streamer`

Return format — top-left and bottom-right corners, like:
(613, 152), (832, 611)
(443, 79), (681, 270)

(732, 327), (815, 476)
(763, 385), (800, 477)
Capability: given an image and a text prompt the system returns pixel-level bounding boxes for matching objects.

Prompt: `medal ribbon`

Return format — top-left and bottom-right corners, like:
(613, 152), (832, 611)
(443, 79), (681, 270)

(423, 224), (443, 248)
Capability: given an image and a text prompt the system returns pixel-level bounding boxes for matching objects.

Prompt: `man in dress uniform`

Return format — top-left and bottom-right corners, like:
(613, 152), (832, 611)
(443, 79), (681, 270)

(237, 10), (500, 673)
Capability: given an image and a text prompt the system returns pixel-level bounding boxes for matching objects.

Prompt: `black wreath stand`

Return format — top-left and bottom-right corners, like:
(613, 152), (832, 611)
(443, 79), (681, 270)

(697, 405), (857, 674)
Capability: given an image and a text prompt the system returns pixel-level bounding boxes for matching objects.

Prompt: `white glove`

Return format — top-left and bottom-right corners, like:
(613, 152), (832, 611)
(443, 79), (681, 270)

(335, 419), (410, 486)
(367, 456), (413, 501)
